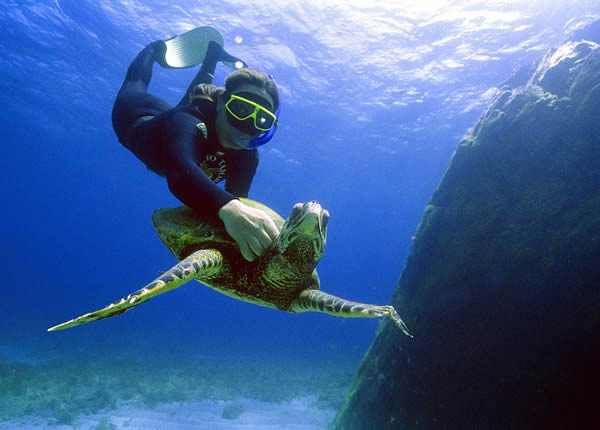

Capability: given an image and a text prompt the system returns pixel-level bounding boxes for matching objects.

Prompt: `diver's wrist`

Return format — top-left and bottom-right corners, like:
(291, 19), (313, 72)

(218, 199), (242, 221)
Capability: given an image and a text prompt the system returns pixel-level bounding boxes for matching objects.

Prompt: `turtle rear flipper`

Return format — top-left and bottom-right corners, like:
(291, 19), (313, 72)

(290, 290), (412, 337)
(48, 249), (223, 331)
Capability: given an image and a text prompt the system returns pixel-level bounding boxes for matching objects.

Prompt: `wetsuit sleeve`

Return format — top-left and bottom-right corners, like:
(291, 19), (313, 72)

(163, 111), (236, 218)
(225, 149), (259, 198)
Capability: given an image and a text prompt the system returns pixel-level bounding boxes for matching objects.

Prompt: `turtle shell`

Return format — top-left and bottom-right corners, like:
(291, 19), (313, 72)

(152, 198), (285, 261)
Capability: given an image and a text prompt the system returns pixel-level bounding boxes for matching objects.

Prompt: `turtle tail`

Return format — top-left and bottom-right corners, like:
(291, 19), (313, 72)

(290, 290), (412, 337)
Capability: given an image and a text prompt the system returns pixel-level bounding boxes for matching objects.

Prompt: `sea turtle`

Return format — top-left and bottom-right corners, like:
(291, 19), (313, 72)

(48, 200), (411, 336)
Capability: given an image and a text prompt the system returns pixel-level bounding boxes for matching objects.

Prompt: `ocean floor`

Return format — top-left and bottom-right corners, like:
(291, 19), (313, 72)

(1, 396), (335, 429)
(0, 345), (355, 429)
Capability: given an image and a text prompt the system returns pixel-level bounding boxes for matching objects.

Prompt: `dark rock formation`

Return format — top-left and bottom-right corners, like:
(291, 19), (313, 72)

(333, 23), (600, 430)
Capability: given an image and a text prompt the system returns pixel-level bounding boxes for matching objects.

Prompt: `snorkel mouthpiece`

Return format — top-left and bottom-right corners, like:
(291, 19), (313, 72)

(247, 105), (280, 147)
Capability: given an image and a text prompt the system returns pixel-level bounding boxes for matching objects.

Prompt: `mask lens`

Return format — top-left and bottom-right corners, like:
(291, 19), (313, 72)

(228, 98), (254, 118)
(255, 110), (274, 130)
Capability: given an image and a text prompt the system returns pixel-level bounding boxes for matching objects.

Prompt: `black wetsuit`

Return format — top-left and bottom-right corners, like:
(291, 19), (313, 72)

(111, 42), (258, 220)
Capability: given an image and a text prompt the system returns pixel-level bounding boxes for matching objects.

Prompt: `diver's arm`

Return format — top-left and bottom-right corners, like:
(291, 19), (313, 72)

(166, 163), (236, 219)
(164, 113), (237, 218)
(224, 148), (259, 198)
(220, 147), (278, 261)
(167, 155), (278, 261)
(163, 113), (277, 261)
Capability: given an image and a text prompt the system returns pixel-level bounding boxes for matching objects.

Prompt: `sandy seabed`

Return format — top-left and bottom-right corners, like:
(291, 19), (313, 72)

(0, 340), (355, 430)
(0, 396), (335, 429)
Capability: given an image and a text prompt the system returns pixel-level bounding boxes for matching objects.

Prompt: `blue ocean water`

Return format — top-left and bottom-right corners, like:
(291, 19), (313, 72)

(1, 1), (599, 428)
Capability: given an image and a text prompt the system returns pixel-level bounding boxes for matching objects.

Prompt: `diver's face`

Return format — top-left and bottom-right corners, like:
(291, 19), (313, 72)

(216, 83), (275, 150)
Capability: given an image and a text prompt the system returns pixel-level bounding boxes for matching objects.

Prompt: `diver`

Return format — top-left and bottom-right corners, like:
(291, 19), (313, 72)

(111, 27), (280, 262)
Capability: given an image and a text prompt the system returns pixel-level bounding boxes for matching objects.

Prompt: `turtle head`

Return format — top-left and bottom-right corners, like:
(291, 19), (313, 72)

(275, 201), (329, 271)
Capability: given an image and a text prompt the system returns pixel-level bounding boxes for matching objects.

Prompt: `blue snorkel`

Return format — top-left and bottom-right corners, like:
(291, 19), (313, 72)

(247, 73), (279, 148)
(246, 105), (280, 148)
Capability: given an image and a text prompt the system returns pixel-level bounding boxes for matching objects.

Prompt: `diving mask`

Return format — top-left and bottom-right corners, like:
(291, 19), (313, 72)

(225, 92), (277, 135)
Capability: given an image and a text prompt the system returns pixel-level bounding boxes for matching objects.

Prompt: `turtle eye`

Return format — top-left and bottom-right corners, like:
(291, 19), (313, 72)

(289, 203), (303, 220)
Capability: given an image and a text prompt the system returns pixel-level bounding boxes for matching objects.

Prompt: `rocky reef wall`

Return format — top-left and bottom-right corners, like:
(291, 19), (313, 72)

(333, 22), (600, 430)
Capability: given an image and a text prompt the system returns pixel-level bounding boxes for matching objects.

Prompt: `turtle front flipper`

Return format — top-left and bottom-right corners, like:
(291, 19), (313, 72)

(290, 290), (412, 337)
(48, 249), (223, 331)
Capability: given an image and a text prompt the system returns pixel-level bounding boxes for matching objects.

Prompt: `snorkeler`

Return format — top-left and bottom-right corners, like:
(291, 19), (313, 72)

(111, 27), (280, 262)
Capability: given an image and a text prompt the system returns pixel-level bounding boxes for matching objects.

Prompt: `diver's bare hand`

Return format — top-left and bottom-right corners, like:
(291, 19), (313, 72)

(218, 199), (279, 262)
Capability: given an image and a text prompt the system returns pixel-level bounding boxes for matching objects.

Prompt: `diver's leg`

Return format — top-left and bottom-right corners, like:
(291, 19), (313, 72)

(117, 41), (166, 95)
(112, 42), (171, 146)
(176, 41), (222, 106)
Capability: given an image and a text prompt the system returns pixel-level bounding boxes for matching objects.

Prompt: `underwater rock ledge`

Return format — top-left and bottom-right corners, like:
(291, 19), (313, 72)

(332, 23), (600, 430)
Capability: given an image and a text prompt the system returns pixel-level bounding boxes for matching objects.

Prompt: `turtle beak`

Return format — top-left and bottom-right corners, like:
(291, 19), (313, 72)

(279, 201), (329, 258)
(296, 201), (328, 238)
(294, 202), (328, 258)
